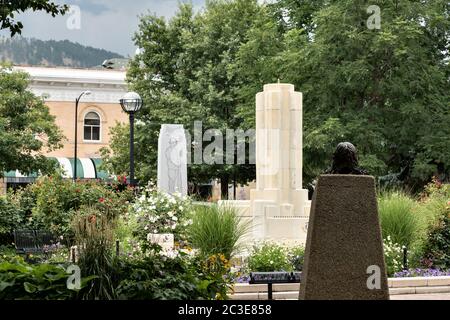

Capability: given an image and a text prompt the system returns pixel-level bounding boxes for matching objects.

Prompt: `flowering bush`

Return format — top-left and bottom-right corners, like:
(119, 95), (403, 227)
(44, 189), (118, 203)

(383, 236), (404, 276)
(130, 184), (192, 251)
(196, 253), (234, 300)
(418, 178), (450, 269)
(4, 175), (134, 243)
(247, 242), (292, 272)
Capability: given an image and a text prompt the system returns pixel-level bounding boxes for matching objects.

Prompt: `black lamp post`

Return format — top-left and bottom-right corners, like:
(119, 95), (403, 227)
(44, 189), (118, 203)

(120, 92), (143, 186)
(74, 90), (91, 182)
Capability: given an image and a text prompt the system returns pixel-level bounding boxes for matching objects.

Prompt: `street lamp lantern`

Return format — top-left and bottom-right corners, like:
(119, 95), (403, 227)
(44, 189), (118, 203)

(120, 92), (143, 113)
(120, 92), (143, 186)
(73, 90), (92, 182)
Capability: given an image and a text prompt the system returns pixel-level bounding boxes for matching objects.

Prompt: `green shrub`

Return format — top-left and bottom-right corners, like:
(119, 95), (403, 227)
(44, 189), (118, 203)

(419, 179), (450, 269)
(288, 245), (305, 271)
(422, 214), (450, 269)
(378, 190), (425, 249)
(0, 187), (38, 246)
(0, 256), (95, 300)
(116, 252), (212, 300)
(247, 242), (292, 272)
(12, 175), (134, 243)
(0, 196), (23, 235)
(188, 204), (250, 260)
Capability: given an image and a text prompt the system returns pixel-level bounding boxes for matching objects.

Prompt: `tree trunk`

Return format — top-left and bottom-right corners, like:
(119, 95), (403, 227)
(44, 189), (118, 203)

(221, 175), (229, 200)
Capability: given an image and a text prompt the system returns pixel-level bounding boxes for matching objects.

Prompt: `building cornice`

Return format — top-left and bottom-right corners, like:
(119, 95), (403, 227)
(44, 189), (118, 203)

(13, 66), (128, 104)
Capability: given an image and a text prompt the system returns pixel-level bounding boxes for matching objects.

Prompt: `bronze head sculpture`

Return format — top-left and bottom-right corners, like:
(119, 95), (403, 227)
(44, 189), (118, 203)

(326, 142), (367, 175)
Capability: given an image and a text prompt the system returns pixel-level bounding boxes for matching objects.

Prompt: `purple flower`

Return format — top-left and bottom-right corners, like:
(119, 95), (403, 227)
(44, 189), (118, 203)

(394, 268), (450, 278)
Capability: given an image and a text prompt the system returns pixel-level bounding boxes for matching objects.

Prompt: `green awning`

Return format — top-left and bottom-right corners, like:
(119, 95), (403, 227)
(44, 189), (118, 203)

(3, 158), (110, 182)
(91, 158), (109, 180)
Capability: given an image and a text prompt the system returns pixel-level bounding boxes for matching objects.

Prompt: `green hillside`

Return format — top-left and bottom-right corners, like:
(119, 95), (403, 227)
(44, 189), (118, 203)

(0, 37), (124, 68)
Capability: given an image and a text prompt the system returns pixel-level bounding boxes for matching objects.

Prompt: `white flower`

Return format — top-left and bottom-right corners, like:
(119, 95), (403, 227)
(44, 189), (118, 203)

(171, 225), (177, 230)
(178, 206), (184, 211)
(144, 226), (149, 230)
(160, 248), (179, 259)
(172, 216), (178, 221)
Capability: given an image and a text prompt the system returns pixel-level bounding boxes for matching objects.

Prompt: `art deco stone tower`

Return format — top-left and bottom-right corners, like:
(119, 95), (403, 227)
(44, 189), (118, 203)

(250, 83), (310, 241)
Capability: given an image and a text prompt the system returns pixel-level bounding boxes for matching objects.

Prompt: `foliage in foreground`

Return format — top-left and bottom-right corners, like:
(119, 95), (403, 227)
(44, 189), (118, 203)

(0, 256), (95, 300)
(116, 253), (203, 300)
(0, 0), (68, 36)
(188, 205), (251, 260)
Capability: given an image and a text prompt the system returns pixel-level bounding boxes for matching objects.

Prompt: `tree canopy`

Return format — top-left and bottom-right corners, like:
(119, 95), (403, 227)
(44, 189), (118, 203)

(0, 0), (68, 36)
(0, 66), (63, 176)
(104, 0), (449, 194)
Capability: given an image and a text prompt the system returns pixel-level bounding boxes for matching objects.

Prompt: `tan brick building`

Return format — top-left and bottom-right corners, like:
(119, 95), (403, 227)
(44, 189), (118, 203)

(1, 66), (128, 192)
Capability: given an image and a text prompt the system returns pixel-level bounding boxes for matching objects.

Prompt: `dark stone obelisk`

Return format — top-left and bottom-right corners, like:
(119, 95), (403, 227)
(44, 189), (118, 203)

(299, 175), (389, 300)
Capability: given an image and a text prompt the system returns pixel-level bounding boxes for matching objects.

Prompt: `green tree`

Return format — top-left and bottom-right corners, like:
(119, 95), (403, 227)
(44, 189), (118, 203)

(0, 0), (68, 36)
(0, 66), (63, 176)
(105, 1), (263, 198)
(236, 0), (450, 188)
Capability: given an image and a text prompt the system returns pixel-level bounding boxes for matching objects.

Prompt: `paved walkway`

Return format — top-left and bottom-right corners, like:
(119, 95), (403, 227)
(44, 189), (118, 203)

(391, 293), (450, 300)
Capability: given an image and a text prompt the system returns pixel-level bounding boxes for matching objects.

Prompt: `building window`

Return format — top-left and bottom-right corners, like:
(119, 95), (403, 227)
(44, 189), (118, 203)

(84, 112), (101, 141)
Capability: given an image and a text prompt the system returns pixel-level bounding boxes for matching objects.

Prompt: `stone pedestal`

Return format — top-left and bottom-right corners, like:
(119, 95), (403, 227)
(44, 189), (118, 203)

(299, 175), (389, 300)
(157, 124), (188, 196)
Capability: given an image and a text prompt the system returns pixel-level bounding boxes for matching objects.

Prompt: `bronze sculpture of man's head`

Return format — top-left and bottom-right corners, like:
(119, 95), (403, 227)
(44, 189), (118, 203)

(326, 142), (367, 175)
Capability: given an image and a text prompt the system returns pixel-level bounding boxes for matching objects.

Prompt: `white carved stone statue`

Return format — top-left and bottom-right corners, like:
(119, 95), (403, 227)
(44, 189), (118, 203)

(157, 124), (188, 196)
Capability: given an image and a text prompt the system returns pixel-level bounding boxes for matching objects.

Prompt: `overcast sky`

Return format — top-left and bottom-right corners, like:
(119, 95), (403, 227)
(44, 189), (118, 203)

(0, 0), (206, 56)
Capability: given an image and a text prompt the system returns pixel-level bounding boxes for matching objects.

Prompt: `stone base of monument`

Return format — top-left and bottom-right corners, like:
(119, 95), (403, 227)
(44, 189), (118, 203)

(299, 175), (390, 300)
(220, 199), (311, 244)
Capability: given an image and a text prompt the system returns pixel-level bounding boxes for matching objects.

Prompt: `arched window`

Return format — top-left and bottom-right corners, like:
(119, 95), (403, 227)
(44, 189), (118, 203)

(84, 112), (101, 141)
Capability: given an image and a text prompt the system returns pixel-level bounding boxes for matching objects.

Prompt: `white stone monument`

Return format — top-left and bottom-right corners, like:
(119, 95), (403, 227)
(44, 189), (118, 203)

(157, 124), (188, 196)
(221, 83), (311, 243)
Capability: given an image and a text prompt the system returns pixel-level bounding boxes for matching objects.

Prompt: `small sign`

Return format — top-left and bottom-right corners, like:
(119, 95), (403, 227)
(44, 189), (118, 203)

(147, 233), (174, 251)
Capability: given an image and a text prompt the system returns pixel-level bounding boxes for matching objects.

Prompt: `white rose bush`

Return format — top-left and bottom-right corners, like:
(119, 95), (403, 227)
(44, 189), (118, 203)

(130, 183), (193, 253)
